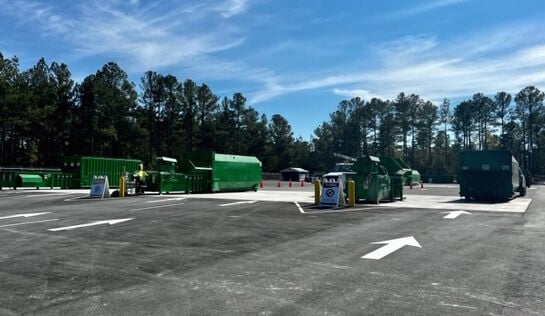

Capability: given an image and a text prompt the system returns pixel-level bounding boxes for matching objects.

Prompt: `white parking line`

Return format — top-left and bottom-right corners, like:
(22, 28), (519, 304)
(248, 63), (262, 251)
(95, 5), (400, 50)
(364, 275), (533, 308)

(0, 219), (59, 228)
(130, 202), (185, 212)
(294, 202), (380, 214)
(146, 197), (185, 203)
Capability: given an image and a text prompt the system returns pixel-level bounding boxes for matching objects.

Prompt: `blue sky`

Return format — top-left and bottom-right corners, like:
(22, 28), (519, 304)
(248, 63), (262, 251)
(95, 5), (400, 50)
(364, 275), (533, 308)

(2, 0), (545, 140)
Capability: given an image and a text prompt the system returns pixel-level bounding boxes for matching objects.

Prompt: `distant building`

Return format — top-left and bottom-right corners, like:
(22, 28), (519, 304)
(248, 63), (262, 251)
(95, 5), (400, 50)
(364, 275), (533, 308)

(280, 167), (309, 182)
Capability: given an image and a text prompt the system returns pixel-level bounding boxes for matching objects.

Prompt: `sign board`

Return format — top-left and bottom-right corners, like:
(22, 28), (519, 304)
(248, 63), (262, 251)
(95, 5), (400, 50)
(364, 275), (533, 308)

(90, 176), (110, 199)
(319, 179), (346, 208)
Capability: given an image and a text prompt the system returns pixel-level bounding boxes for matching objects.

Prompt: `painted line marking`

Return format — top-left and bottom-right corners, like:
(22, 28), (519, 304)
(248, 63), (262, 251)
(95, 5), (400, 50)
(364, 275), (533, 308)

(0, 212), (51, 220)
(294, 202), (379, 214)
(146, 197), (185, 203)
(362, 236), (422, 260)
(64, 196), (95, 202)
(24, 193), (76, 198)
(439, 302), (477, 310)
(48, 218), (134, 232)
(130, 202), (185, 212)
(443, 210), (471, 219)
(218, 201), (257, 207)
(294, 202), (305, 214)
(0, 219), (59, 228)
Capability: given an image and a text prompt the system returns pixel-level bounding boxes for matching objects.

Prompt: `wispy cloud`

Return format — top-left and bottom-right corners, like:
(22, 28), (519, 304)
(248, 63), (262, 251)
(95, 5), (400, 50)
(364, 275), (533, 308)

(0, 0), (250, 73)
(380, 0), (470, 20)
(250, 21), (545, 104)
(215, 0), (249, 18)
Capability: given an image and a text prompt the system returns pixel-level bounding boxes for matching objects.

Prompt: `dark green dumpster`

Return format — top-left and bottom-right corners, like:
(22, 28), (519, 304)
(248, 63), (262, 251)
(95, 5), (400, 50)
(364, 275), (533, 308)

(459, 150), (526, 201)
(145, 157), (188, 194)
(63, 156), (142, 188)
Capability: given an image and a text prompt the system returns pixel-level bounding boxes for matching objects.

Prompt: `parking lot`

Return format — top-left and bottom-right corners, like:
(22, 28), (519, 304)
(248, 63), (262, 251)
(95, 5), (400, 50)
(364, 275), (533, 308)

(0, 183), (544, 315)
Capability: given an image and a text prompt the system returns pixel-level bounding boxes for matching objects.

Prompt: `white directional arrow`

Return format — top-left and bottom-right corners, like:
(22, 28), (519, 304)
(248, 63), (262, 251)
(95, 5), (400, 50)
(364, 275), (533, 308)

(362, 236), (422, 260)
(0, 212), (51, 220)
(443, 211), (471, 219)
(48, 218), (134, 232)
(218, 201), (257, 207)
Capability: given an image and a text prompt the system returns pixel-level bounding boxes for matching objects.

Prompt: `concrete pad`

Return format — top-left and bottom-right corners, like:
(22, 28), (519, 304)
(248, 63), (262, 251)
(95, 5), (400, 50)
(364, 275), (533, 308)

(384, 194), (531, 213)
(162, 190), (316, 204)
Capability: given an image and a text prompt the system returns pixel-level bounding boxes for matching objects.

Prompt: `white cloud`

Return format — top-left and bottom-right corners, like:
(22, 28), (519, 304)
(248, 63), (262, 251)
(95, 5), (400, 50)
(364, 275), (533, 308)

(380, 0), (470, 20)
(216, 0), (248, 18)
(1, 0), (250, 73)
(333, 89), (381, 101)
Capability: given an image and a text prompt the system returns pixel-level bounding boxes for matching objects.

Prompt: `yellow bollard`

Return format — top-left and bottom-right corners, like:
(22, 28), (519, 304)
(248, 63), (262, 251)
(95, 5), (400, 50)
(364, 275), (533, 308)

(348, 180), (355, 207)
(119, 176), (125, 197)
(314, 179), (321, 205)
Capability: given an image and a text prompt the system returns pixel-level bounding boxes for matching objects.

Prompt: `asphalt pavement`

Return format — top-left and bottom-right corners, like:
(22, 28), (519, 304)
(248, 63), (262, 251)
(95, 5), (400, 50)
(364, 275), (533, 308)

(0, 184), (543, 315)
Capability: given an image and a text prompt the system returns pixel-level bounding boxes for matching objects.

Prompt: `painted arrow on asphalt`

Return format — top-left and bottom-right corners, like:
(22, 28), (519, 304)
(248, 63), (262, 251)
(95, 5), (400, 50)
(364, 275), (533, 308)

(362, 236), (422, 260)
(48, 218), (134, 232)
(0, 212), (51, 220)
(218, 201), (257, 207)
(443, 211), (472, 219)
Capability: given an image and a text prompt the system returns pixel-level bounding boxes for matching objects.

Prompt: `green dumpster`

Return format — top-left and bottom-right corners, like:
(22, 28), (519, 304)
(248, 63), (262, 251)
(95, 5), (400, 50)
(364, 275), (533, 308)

(352, 156), (392, 204)
(459, 150), (525, 201)
(63, 156), (142, 188)
(380, 156), (420, 185)
(16, 174), (44, 188)
(144, 157), (188, 194)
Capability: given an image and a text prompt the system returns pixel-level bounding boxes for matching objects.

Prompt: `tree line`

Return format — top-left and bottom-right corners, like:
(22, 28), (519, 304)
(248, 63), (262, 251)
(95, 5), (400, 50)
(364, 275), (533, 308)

(0, 53), (308, 172)
(1, 52), (544, 177)
(311, 89), (545, 177)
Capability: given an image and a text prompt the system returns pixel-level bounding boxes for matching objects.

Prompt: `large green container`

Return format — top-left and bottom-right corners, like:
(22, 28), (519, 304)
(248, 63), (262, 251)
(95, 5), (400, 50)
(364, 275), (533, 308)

(1, 167), (64, 189)
(144, 157), (189, 194)
(459, 150), (525, 201)
(380, 156), (421, 185)
(63, 156), (142, 188)
(0, 170), (17, 189)
(180, 151), (261, 192)
(352, 156), (399, 204)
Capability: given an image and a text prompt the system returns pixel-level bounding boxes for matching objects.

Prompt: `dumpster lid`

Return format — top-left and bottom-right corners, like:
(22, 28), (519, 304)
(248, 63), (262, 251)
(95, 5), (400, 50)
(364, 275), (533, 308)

(17, 174), (43, 180)
(157, 156), (177, 163)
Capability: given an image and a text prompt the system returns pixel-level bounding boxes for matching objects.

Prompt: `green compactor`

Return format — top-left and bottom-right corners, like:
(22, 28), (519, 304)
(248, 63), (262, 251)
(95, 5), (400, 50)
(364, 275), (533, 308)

(144, 151), (262, 194)
(351, 155), (403, 204)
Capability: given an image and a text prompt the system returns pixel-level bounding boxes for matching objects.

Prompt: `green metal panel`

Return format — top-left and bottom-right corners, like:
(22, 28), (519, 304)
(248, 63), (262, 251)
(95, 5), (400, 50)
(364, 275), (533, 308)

(145, 171), (189, 194)
(0, 171), (16, 189)
(63, 156), (141, 188)
(459, 150), (521, 201)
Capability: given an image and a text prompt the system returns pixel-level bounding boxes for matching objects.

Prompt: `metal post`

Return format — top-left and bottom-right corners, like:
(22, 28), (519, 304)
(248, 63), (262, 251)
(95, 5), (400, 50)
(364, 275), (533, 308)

(348, 180), (355, 207)
(314, 179), (321, 205)
(119, 176), (125, 197)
